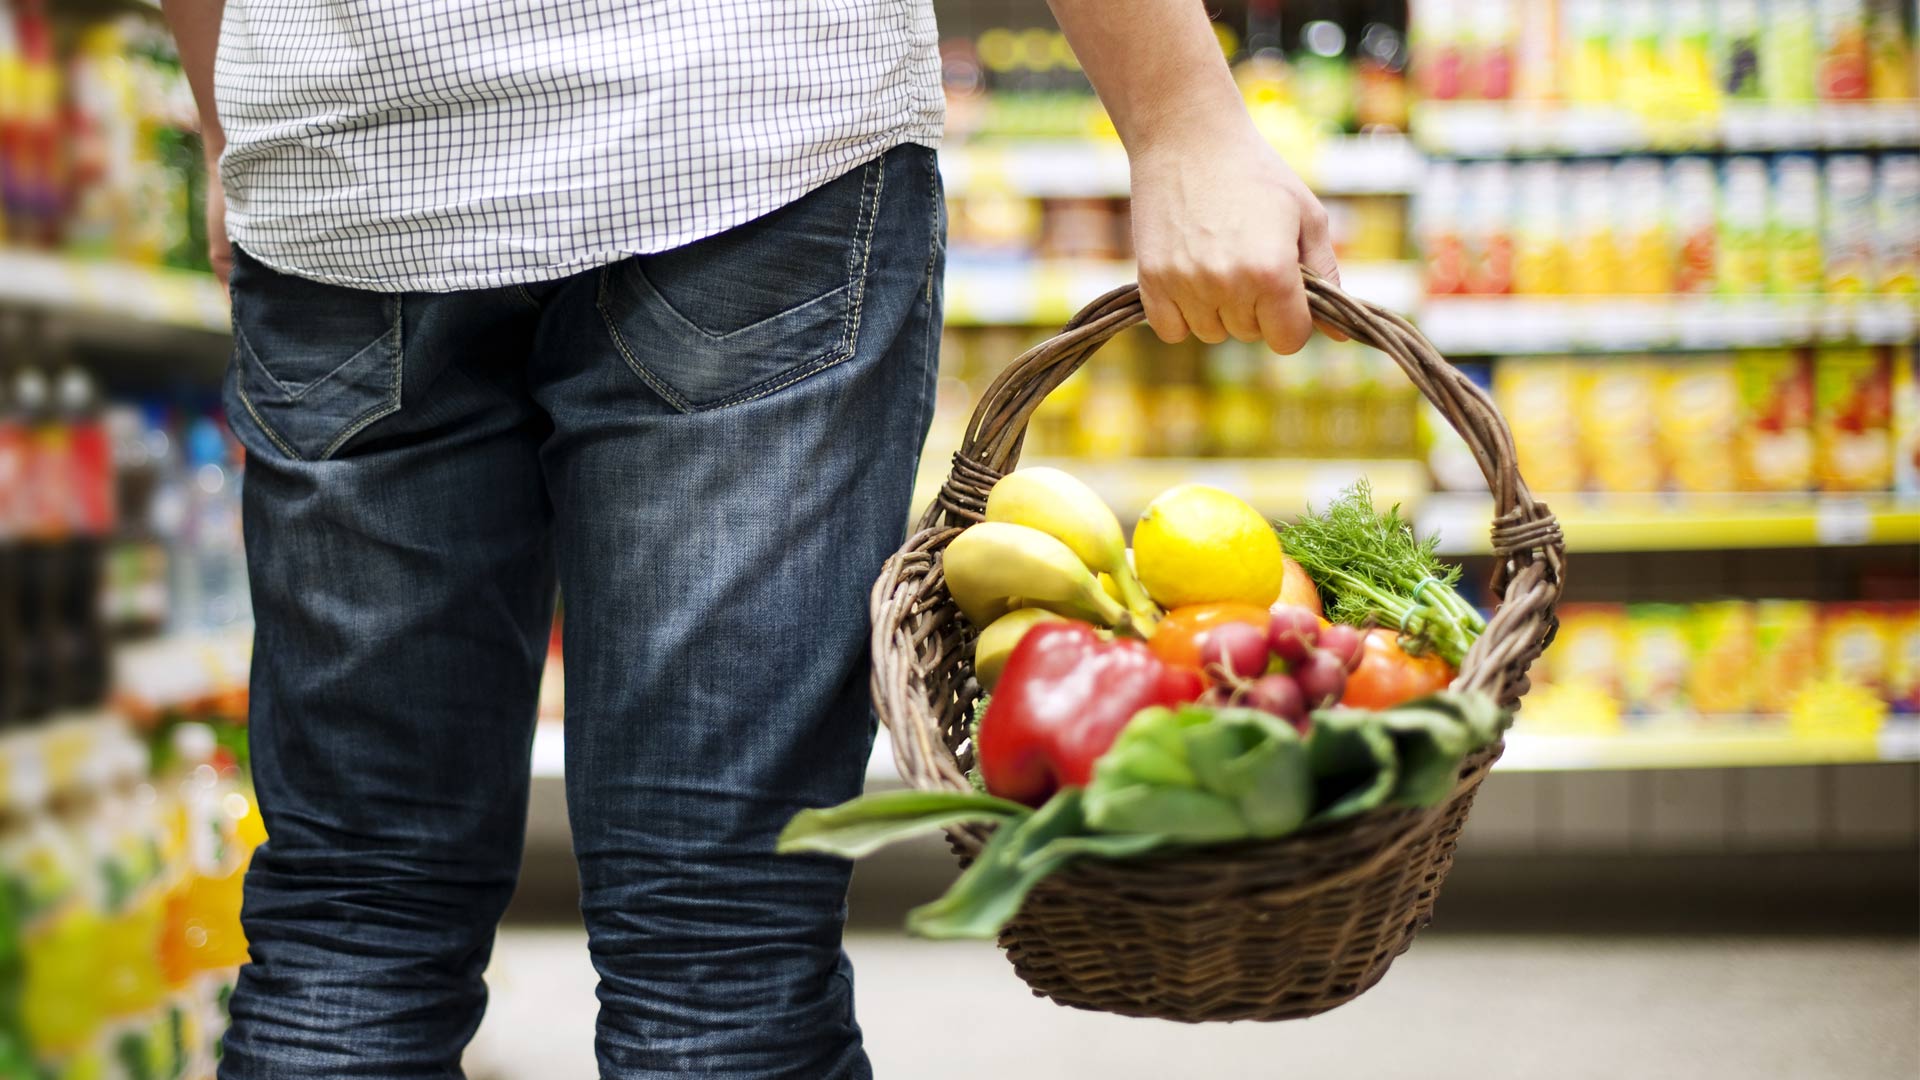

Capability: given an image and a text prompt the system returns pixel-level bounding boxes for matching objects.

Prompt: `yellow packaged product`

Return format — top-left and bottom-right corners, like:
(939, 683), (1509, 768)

(1624, 603), (1693, 715)
(1813, 346), (1893, 492)
(1820, 602), (1895, 698)
(1547, 604), (1629, 702)
(1657, 354), (1742, 492)
(1890, 345), (1917, 495)
(1689, 600), (1757, 715)
(1578, 358), (1663, 492)
(1737, 349), (1815, 491)
(1888, 604), (1920, 715)
(1754, 600), (1821, 714)
(1496, 357), (1582, 492)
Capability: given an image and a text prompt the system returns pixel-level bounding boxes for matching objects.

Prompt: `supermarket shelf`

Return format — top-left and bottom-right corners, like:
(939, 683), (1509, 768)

(1415, 101), (1920, 157)
(0, 249), (228, 334)
(940, 133), (1422, 198)
(912, 456), (1430, 524)
(1419, 492), (1920, 555)
(946, 258), (1424, 327)
(1500, 720), (1920, 772)
(1418, 295), (1919, 355)
(113, 626), (253, 714)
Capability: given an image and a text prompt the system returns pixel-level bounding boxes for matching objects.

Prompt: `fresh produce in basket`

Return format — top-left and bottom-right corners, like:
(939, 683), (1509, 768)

(780, 465), (1507, 940)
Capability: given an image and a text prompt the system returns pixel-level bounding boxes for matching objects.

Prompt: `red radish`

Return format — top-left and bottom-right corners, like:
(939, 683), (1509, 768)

(1316, 623), (1366, 672)
(1243, 673), (1306, 727)
(1292, 650), (1349, 710)
(1198, 622), (1271, 683)
(1267, 606), (1321, 665)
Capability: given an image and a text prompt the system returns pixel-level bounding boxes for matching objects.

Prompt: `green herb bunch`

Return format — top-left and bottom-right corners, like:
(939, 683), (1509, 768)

(1277, 479), (1486, 666)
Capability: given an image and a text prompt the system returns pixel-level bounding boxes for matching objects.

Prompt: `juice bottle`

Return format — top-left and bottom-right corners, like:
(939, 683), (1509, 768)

(1567, 161), (1618, 295)
(1813, 346), (1894, 492)
(21, 722), (107, 1078)
(1876, 155), (1920, 295)
(1823, 154), (1876, 295)
(1663, 0), (1720, 111)
(1511, 160), (1566, 296)
(92, 730), (179, 1080)
(1718, 158), (1771, 294)
(1762, 0), (1820, 103)
(1670, 157), (1719, 294)
(1466, 0), (1517, 101)
(1866, 0), (1916, 99)
(1738, 349), (1816, 492)
(1562, 0), (1615, 106)
(1816, 0), (1873, 100)
(1414, 0), (1467, 102)
(1616, 159), (1674, 295)
(1716, 0), (1765, 99)
(1768, 155), (1824, 296)
(1615, 0), (1668, 114)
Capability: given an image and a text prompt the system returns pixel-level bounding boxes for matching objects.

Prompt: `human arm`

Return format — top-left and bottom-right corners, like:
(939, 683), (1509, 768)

(1047, 0), (1342, 352)
(159, 0), (230, 285)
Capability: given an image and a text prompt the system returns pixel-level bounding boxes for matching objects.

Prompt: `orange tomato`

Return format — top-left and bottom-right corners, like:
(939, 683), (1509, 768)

(1341, 628), (1456, 709)
(1276, 555), (1323, 616)
(1149, 602), (1273, 671)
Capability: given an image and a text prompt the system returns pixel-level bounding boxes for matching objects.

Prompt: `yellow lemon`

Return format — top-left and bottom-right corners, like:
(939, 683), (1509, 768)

(1132, 485), (1285, 609)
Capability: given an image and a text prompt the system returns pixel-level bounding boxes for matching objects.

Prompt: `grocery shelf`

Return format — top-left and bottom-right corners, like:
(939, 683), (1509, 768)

(113, 626), (253, 714)
(0, 248), (228, 334)
(1418, 295), (1919, 355)
(946, 258), (1424, 327)
(911, 456), (1430, 524)
(1499, 719), (1920, 772)
(1414, 101), (1920, 157)
(1419, 492), (1920, 555)
(940, 133), (1423, 198)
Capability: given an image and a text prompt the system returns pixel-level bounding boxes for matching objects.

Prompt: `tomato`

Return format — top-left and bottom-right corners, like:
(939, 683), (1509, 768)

(1148, 602), (1273, 672)
(1277, 555), (1323, 616)
(1340, 628), (1456, 709)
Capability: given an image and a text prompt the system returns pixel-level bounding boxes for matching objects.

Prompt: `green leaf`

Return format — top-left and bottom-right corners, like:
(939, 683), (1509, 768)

(1095, 705), (1204, 789)
(907, 790), (1163, 939)
(1083, 782), (1246, 841)
(777, 789), (1029, 860)
(1304, 708), (1400, 823)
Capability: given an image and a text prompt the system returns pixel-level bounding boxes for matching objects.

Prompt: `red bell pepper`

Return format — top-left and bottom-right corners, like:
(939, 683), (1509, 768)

(977, 622), (1205, 806)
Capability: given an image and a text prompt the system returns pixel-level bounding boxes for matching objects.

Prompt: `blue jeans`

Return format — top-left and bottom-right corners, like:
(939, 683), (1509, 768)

(219, 144), (943, 1079)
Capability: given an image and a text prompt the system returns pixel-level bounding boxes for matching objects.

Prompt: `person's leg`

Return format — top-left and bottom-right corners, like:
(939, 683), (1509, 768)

(219, 248), (556, 1078)
(533, 143), (943, 1078)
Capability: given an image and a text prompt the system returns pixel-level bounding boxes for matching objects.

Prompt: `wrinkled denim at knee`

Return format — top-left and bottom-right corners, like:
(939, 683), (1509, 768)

(219, 144), (943, 1079)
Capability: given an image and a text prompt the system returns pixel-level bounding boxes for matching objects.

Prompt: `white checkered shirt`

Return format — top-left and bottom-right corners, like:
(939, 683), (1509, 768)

(213, 1), (944, 292)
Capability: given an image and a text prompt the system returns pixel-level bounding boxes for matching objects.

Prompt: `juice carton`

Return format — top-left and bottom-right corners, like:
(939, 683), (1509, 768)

(1464, 160), (1514, 295)
(1754, 600), (1822, 714)
(1717, 0), (1765, 99)
(1670, 157), (1718, 293)
(1578, 358), (1663, 492)
(1738, 349), (1816, 491)
(1547, 603), (1629, 700)
(1658, 354), (1742, 492)
(1876, 155), (1919, 295)
(1761, 0), (1819, 103)
(1888, 605), (1920, 714)
(1562, 0), (1616, 105)
(1414, 0), (1468, 102)
(1496, 357), (1583, 492)
(1512, 160), (1568, 296)
(1816, 0), (1873, 100)
(1813, 346), (1893, 492)
(1894, 346), (1918, 495)
(1615, 0), (1668, 113)
(1625, 604), (1694, 715)
(1663, 0), (1719, 108)
(1768, 155), (1824, 296)
(1417, 161), (1468, 296)
(1617, 159), (1674, 295)
(1718, 157), (1771, 296)
(1689, 600), (1758, 715)
(1867, 0), (1917, 99)
(1568, 161), (1620, 295)
(1823, 154), (1878, 295)
(1467, 0), (1518, 101)
(1821, 602), (1895, 697)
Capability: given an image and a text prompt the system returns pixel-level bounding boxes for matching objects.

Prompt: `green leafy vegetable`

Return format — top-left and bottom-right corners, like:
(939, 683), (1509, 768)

(1277, 478), (1486, 666)
(1085, 706), (1313, 841)
(777, 789), (1027, 860)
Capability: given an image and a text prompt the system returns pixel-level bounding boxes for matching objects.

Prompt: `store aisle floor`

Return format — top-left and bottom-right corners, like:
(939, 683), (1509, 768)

(465, 928), (1918, 1079)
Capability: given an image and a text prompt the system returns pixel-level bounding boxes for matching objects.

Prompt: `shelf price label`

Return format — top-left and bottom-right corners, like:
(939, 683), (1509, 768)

(1814, 497), (1874, 546)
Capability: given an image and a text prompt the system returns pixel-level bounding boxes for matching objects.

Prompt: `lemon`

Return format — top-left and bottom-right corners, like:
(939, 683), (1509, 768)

(1132, 485), (1285, 609)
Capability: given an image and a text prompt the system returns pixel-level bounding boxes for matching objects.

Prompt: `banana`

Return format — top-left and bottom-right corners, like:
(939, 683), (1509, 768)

(986, 467), (1160, 628)
(972, 608), (1071, 689)
(942, 521), (1131, 630)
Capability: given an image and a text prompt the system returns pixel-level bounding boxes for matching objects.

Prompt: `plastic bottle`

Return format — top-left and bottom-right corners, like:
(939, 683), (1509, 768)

(12, 364), (62, 722)
(21, 721), (108, 1077)
(175, 418), (250, 633)
(56, 365), (113, 711)
(92, 729), (178, 1080)
(0, 362), (23, 729)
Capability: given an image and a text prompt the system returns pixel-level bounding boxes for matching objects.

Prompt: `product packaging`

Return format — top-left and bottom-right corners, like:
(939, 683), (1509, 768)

(1512, 160), (1567, 295)
(1894, 346), (1919, 495)
(1813, 346), (1894, 492)
(1768, 155), (1824, 296)
(1867, 0), (1917, 98)
(1888, 605), (1920, 715)
(1761, 0), (1819, 103)
(1579, 358), (1663, 491)
(1625, 603), (1694, 715)
(1658, 354), (1743, 491)
(1568, 160), (1620, 294)
(1718, 156), (1771, 295)
(1549, 603), (1630, 700)
(1617, 158), (1674, 294)
(1823, 154), (1878, 295)
(1465, 160), (1514, 295)
(1816, 0), (1873, 100)
(1821, 602), (1895, 697)
(1418, 161), (1469, 295)
(1876, 155), (1920, 295)
(1670, 156), (1719, 293)
(1496, 357), (1583, 491)
(1717, 0), (1765, 99)
(1738, 349), (1816, 491)
(1690, 600), (1758, 715)
(1754, 600), (1822, 714)
(1562, 0), (1616, 105)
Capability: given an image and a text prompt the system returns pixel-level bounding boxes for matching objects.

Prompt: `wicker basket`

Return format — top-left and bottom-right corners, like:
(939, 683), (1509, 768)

(870, 278), (1565, 1023)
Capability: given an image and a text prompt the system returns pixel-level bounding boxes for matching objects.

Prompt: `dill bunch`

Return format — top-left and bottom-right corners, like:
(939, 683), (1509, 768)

(1276, 478), (1485, 666)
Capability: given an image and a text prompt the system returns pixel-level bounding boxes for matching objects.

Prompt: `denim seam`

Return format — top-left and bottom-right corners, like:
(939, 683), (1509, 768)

(709, 154), (883, 411)
(234, 321), (396, 405)
(597, 271), (698, 413)
(318, 296), (407, 460)
(234, 378), (301, 460)
(618, 260), (855, 343)
(510, 283), (542, 311)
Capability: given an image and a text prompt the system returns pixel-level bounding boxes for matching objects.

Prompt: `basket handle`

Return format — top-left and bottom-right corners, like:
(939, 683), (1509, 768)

(925, 275), (1564, 707)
